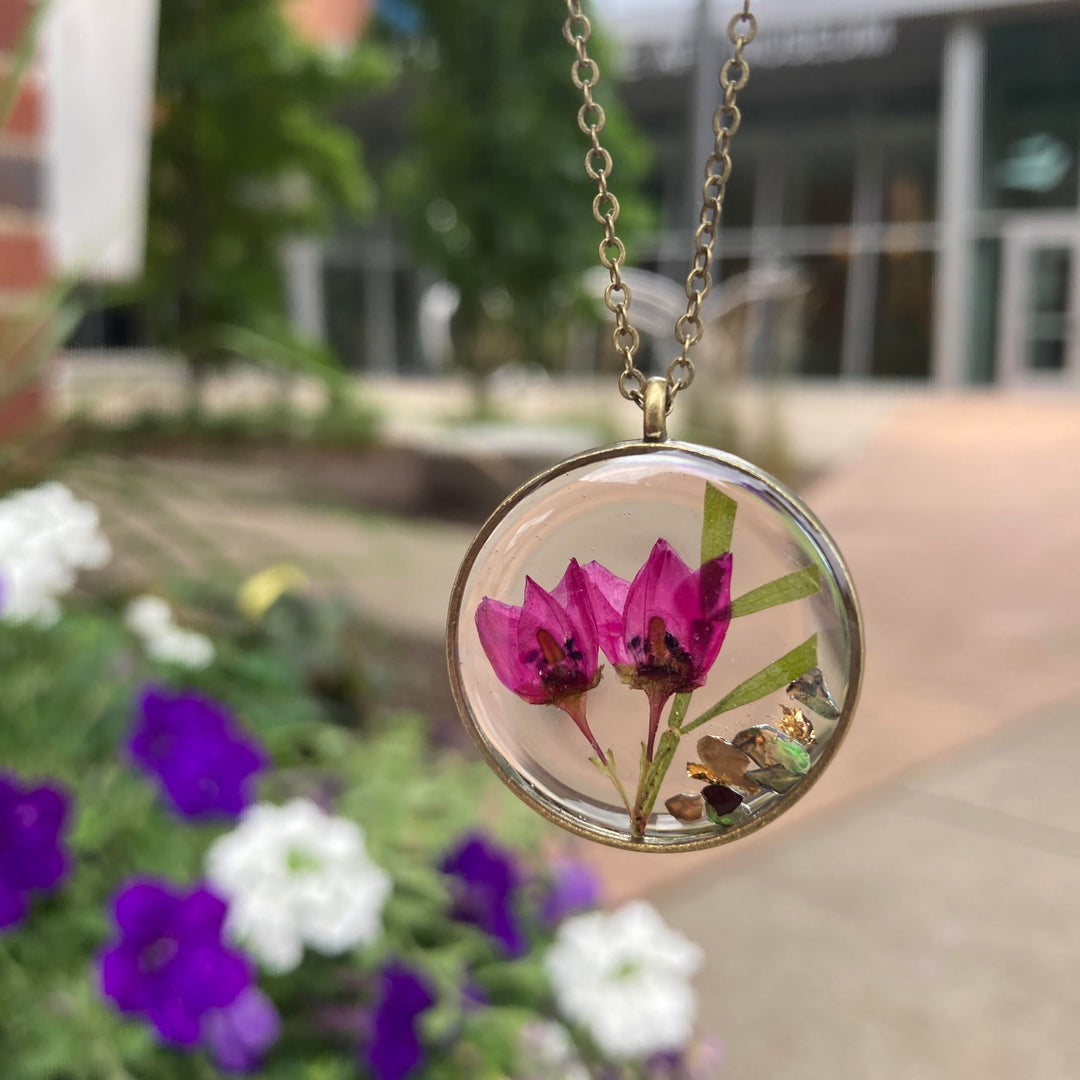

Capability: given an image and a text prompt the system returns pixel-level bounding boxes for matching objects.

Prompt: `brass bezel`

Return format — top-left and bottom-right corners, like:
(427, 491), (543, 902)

(445, 439), (864, 853)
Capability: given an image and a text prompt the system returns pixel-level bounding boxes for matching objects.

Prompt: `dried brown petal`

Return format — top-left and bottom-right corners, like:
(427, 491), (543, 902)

(665, 792), (705, 824)
(695, 734), (760, 795)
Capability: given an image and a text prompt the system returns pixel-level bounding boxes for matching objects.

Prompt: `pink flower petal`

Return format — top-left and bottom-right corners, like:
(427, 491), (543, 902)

(579, 560), (631, 666)
(623, 539), (698, 657)
(475, 599), (532, 696)
(676, 553), (733, 679)
(517, 576), (579, 669)
(549, 559), (599, 670)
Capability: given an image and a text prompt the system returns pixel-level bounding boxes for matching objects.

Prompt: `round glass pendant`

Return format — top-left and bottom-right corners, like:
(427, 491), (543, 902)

(447, 440), (863, 852)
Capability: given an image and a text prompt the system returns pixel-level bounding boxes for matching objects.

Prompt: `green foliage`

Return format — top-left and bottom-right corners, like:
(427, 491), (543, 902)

(67, 393), (381, 454)
(137, 0), (394, 377)
(0, 590), (568, 1079)
(389, 2), (654, 382)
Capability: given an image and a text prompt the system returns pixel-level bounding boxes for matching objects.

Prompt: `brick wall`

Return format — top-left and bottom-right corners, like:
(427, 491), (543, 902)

(0, 0), (48, 442)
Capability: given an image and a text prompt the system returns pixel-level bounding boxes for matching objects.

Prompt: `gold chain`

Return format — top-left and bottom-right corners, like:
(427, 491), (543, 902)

(564, 0), (757, 410)
(563, 1), (644, 403)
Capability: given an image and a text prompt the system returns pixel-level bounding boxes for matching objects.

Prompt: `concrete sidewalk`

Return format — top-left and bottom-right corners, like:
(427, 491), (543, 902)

(664, 696), (1080, 1080)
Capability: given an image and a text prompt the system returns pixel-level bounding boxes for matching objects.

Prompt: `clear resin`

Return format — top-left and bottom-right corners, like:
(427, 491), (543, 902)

(447, 442), (863, 852)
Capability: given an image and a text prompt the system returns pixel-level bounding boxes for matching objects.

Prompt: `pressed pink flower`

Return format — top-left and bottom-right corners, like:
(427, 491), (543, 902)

(582, 539), (733, 759)
(476, 559), (605, 758)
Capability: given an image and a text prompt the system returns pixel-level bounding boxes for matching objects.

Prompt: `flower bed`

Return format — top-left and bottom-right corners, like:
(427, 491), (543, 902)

(0, 482), (723, 1079)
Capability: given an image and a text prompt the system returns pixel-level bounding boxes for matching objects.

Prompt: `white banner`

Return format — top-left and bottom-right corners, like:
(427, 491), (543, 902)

(600, 0), (1074, 43)
(43, 0), (160, 281)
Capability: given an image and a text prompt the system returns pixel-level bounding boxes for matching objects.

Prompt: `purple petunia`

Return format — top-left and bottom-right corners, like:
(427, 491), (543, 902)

(203, 986), (280, 1075)
(129, 687), (265, 820)
(440, 832), (525, 957)
(99, 879), (252, 1045)
(0, 774), (70, 929)
(364, 961), (436, 1080)
(537, 857), (602, 927)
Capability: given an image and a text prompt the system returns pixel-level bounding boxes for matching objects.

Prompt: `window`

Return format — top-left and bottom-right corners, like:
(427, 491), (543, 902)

(783, 146), (855, 227)
(984, 19), (1080, 211)
(1027, 247), (1072, 372)
(797, 255), (847, 377)
(872, 251), (933, 378)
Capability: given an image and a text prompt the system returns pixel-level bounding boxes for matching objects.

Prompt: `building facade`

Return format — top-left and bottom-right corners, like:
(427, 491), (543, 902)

(602, 0), (1080, 385)
(42, 0), (1080, 388)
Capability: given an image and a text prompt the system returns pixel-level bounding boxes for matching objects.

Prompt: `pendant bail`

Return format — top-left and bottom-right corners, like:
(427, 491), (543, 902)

(642, 377), (670, 443)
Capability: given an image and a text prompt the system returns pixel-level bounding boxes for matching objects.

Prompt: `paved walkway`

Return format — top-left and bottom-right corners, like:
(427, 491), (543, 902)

(70, 390), (1080, 1078)
(663, 697), (1080, 1080)
(587, 394), (1080, 895)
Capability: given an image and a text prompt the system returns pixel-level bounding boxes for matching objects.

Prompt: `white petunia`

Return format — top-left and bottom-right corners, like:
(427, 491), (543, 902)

(517, 1020), (591, 1080)
(205, 799), (392, 974)
(0, 482), (112, 625)
(124, 595), (173, 637)
(145, 627), (216, 669)
(544, 901), (703, 1060)
(124, 594), (215, 669)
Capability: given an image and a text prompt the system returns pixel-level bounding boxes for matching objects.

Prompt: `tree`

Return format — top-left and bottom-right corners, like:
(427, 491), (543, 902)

(388, 1), (653, 398)
(138, 0), (393, 400)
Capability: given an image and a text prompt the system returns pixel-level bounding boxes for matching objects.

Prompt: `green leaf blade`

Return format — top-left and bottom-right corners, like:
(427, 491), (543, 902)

(637, 728), (683, 823)
(730, 566), (821, 619)
(680, 634), (819, 734)
(667, 692), (692, 731)
(702, 483), (737, 562)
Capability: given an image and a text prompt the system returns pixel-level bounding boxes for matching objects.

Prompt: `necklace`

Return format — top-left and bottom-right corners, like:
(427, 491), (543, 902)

(447, 0), (863, 853)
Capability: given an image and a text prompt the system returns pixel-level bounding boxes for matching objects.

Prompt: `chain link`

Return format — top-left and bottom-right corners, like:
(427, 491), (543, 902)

(566, 0), (755, 411)
(564, 0), (644, 403)
(668, 3), (756, 402)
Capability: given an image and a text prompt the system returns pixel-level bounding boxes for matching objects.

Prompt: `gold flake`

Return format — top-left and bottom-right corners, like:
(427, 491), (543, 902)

(777, 705), (815, 744)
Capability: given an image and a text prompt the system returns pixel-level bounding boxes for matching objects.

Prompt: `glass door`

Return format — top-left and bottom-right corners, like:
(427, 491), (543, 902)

(998, 219), (1080, 386)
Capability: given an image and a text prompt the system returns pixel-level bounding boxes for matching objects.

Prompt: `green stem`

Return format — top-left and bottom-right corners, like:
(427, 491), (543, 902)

(590, 751), (634, 820)
(630, 740), (649, 834)
(644, 692), (667, 762)
(629, 693), (693, 836)
(635, 729), (683, 828)
(668, 692), (692, 730)
(562, 695), (606, 763)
